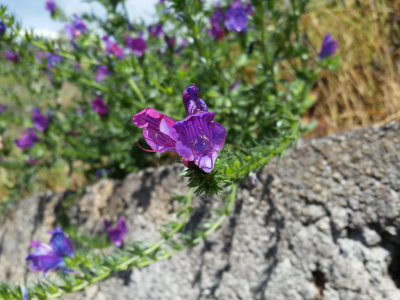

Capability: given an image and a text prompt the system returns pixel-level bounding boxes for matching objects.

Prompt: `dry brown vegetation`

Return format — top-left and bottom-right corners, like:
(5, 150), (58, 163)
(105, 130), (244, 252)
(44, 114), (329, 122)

(303, 0), (400, 137)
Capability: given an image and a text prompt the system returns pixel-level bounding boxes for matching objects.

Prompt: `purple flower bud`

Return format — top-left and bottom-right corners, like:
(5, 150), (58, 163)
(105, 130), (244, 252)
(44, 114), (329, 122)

(103, 36), (125, 59)
(224, 0), (248, 33)
(26, 227), (74, 275)
(104, 217), (128, 247)
(46, 0), (56, 15)
(207, 4), (225, 40)
(148, 23), (163, 38)
(174, 112), (226, 173)
(14, 128), (39, 150)
(32, 107), (49, 131)
(182, 85), (208, 115)
(132, 108), (178, 153)
(125, 34), (147, 57)
(96, 65), (109, 82)
(319, 33), (338, 60)
(46, 53), (62, 69)
(164, 35), (176, 47)
(5, 50), (18, 63)
(0, 20), (7, 35)
(91, 97), (108, 116)
(0, 104), (7, 114)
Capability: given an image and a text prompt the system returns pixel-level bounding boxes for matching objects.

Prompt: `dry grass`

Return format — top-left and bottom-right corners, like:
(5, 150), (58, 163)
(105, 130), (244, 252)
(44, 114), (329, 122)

(302, 0), (400, 137)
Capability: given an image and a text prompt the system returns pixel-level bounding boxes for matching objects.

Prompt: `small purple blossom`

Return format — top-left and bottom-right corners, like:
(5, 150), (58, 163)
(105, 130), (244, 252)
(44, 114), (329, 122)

(96, 65), (109, 82)
(0, 104), (7, 114)
(224, 0), (248, 33)
(182, 85), (208, 115)
(319, 33), (338, 59)
(32, 107), (49, 131)
(125, 34), (147, 57)
(46, 0), (56, 15)
(5, 50), (18, 63)
(148, 23), (163, 38)
(104, 217), (128, 247)
(46, 53), (62, 69)
(65, 14), (87, 38)
(229, 79), (241, 91)
(103, 36), (125, 59)
(91, 97), (108, 116)
(26, 227), (74, 275)
(14, 128), (39, 150)
(132, 108), (178, 153)
(164, 35), (176, 47)
(207, 4), (225, 40)
(0, 20), (6, 35)
(95, 168), (109, 178)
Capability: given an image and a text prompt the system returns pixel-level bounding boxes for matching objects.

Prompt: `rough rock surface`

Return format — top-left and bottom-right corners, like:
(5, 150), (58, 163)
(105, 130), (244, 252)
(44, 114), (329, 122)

(1, 122), (400, 300)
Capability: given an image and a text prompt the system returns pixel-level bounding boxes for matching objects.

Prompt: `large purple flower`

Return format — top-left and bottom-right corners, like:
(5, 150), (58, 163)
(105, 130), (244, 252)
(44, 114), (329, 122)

(104, 217), (128, 247)
(26, 227), (74, 275)
(46, 0), (56, 15)
(91, 97), (108, 116)
(174, 112), (226, 173)
(32, 107), (49, 131)
(319, 33), (338, 59)
(5, 50), (18, 63)
(148, 23), (163, 38)
(14, 128), (39, 150)
(96, 65), (109, 82)
(0, 20), (6, 35)
(103, 36), (125, 59)
(132, 108), (178, 153)
(182, 85), (208, 115)
(224, 0), (248, 33)
(125, 34), (147, 57)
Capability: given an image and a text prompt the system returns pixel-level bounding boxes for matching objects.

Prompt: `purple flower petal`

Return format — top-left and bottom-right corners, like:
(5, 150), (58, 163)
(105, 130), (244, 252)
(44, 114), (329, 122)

(125, 35), (147, 57)
(182, 85), (208, 116)
(103, 36), (125, 59)
(47, 53), (62, 69)
(148, 23), (163, 38)
(45, 0), (56, 15)
(224, 0), (248, 33)
(96, 65), (109, 82)
(32, 107), (49, 131)
(49, 227), (74, 257)
(173, 112), (226, 173)
(0, 20), (7, 35)
(5, 50), (18, 63)
(14, 128), (39, 150)
(319, 33), (338, 59)
(104, 217), (128, 247)
(91, 97), (108, 116)
(132, 108), (178, 153)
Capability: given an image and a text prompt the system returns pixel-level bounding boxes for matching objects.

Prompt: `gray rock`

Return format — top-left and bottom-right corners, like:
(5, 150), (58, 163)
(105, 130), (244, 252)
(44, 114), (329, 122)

(1, 122), (400, 299)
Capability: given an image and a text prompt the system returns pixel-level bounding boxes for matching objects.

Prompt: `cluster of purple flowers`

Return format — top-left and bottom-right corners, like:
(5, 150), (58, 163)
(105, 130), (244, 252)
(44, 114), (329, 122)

(132, 86), (226, 173)
(14, 108), (49, 150)
(208, 0), (253, 40)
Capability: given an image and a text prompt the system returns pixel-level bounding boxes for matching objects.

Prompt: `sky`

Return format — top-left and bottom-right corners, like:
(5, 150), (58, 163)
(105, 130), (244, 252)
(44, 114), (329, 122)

(1, 0), (158, 36)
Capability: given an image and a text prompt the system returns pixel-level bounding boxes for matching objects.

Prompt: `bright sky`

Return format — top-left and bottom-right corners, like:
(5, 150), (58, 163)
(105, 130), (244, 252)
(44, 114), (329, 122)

(0, 0), (158, 35)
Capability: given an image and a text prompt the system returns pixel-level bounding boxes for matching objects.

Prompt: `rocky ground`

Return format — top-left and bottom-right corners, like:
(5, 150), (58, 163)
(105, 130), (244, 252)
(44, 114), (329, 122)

(0, 122), (399, 300)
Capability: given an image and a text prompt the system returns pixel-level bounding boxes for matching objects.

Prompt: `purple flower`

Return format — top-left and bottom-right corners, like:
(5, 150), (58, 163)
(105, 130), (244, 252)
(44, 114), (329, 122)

(32, 107), (49, 131)
(5, 50), (18, 63)
(174, 112), (226, 173)
(182, 85), (208, 115)
(125, 34), (147, 57)
(164, 35), (176, 48)
(103, 36), (125, 59)
(0, 20), (6, 35)
(207, 4), (225, 40)
(26, 227), (74, 275)
(95, 168), (109, 178)
(319, 33), (338, 59)
(104, 217), (128, 247)
(132, 108), (178, 153)
(77, 107), (83, 116)
(148, 23), (163, 38)
(224, 0), (248, 33)
(96, 65), (109, 82)
(91, 97), (108, 116)
(132, 87), (226, 173)
(14, 128), (39, 150)
(46, 53), (62, 69)
(72, 14), (87, 34)
(64, 14), (87, 38)
(0, 104), (7, 114)
(229, 79), (241, 90)
(46, 0), (56, 15)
